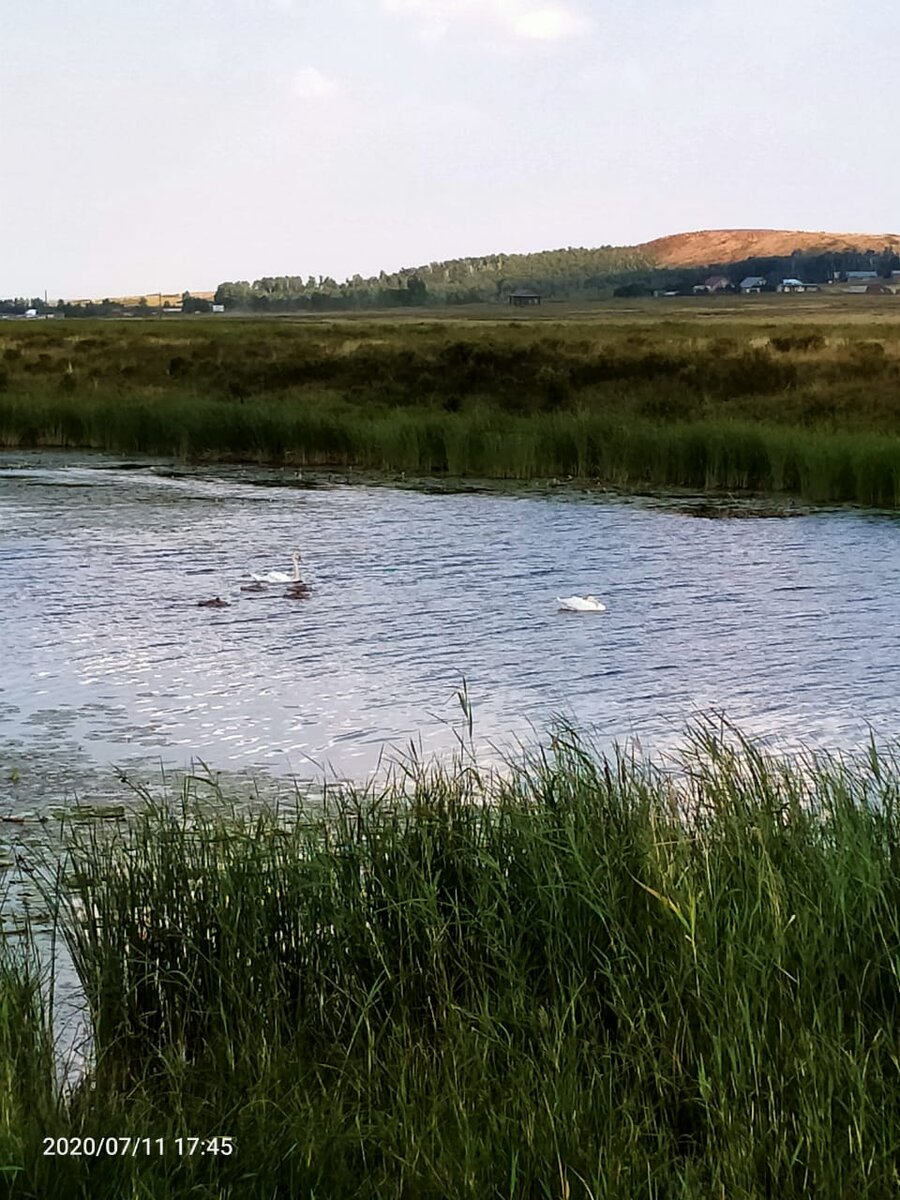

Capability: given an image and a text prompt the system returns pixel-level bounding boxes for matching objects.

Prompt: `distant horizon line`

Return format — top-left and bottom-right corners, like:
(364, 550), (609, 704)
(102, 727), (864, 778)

(12, 226), (900, 304)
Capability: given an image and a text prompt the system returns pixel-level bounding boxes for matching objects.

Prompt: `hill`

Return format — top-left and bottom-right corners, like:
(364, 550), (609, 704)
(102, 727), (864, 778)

(638, 228), (900, 268)
(209, 228), (900, 311)
(8, 230), (900, 318)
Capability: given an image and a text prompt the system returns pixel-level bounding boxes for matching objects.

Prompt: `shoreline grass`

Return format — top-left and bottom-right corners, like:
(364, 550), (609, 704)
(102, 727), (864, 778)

(2, 315), (900, 505)
(4, 722), (900, 1197)
(5, 392), (900, 504)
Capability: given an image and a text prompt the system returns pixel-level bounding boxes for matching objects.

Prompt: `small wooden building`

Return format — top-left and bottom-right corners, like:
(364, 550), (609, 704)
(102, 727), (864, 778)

(508, 289), (541, 306)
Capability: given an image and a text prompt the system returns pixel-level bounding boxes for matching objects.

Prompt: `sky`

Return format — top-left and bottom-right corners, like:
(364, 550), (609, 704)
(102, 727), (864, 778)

(2, 0), (899, 298)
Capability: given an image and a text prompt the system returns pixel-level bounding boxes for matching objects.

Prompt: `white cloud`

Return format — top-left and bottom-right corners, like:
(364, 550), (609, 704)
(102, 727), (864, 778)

(381, 0), (589, 42)
(291, 66), (341, 100)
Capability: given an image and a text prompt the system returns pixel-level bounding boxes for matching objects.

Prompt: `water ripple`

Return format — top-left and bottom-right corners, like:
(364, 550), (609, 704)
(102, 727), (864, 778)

(2, 453), (900, 800)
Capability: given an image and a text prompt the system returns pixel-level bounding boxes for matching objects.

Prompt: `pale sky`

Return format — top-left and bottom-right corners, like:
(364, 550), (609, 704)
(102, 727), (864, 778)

(2, 0), (898, 298)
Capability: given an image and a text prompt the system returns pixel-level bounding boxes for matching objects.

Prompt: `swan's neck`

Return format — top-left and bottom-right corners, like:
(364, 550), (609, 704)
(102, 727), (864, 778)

(292, 553), (301, 581)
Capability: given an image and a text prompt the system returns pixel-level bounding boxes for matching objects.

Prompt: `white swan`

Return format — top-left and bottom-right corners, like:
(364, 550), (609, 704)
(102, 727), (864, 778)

(557, 595), (607, 613)
(250, 551), (302, 585)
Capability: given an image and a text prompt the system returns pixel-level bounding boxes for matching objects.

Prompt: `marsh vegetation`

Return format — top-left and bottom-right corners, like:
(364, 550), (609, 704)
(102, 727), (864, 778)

(2, 309), (900, 505)
(4, 723), (900, 1197)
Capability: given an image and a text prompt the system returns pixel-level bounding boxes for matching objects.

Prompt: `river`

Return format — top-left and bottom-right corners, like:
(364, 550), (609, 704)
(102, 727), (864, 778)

(2, 451), (899, 813)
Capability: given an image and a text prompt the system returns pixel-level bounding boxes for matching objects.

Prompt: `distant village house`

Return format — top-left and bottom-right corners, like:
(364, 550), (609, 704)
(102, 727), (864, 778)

(692, 274), (732, 295)
(508, 288), (541, 306)
(841, 283), (896, 294)
(739, 276), (767, 294)
(776, 278), (818, 293)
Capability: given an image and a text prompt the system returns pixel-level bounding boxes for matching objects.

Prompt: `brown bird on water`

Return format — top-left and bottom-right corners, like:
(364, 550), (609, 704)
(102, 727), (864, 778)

(197, 597), (230, 608)
(284, 580), (311, 600)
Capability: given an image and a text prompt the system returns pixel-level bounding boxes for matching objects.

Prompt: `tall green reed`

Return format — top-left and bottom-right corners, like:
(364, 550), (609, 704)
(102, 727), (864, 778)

(4, 386), (900, 505)
(0, 722), (895, 1196)
(0, 925), (58, 1184)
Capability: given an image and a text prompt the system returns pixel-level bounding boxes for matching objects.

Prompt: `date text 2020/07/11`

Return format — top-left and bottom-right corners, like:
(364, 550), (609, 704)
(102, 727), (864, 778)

(42, 1137), (235, 1157)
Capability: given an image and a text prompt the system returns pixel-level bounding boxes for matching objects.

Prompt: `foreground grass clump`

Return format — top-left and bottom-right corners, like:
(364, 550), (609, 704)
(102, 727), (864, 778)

(2, 315), (900, 503)
(6, 722), (900, 1197)
(0, 948), (57, 1184)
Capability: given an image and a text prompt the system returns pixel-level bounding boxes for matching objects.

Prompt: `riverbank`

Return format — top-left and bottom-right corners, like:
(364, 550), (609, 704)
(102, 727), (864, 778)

(3, 722), (900, 1198)
(2, 315), (900, 505)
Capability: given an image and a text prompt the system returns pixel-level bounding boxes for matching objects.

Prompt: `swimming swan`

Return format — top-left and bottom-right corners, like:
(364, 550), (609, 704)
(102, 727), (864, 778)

(557, 595), (606, 613)
(250, 551), (303, 585)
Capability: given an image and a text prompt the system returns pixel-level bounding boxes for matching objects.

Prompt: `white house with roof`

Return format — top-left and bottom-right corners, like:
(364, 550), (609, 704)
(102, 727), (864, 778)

(777, 278), (817, 293)
(739, 276), (767, 294)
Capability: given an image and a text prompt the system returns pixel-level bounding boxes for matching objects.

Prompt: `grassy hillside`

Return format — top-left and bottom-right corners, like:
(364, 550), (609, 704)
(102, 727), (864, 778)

(10, 230), (899, 316)
(209, 229), (900, 310)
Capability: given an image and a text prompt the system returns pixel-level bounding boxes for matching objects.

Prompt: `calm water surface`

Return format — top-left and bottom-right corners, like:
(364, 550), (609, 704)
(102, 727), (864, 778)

(2, 452), (899, 808)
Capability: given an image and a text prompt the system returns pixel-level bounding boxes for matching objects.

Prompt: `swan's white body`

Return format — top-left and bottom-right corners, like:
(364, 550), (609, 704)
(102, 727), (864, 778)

(557, 595), (606, 613)
(250, 551), (302, 585)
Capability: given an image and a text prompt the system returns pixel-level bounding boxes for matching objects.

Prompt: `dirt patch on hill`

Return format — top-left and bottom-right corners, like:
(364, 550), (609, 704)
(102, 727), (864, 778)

(638, 229), (900, 267)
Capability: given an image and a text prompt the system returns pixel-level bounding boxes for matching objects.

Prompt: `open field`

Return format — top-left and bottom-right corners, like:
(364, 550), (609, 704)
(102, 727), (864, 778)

(60, 292), (216, 310)
(4, 722), (900, 1198)
(3, 301), (900, 503)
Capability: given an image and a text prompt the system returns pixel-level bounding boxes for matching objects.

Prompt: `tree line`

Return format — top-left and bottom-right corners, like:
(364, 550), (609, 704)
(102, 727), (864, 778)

(212, 246), (900, 310)
(4, 244), (899, 317)
(212, 245), (653, 311)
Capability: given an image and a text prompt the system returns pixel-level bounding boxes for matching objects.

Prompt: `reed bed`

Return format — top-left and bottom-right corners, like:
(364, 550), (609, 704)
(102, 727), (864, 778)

(4, 722), (900, 1197)
(2, 316), (900, 505)
(3, 391), (900, 505)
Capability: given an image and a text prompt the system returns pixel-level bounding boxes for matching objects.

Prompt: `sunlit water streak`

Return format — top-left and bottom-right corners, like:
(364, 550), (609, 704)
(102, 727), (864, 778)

(1, 451), (899, 815)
